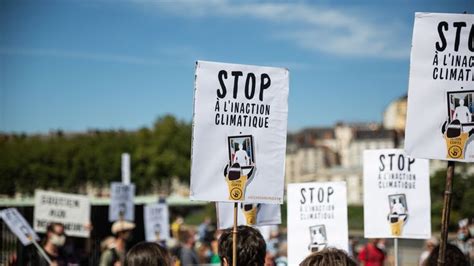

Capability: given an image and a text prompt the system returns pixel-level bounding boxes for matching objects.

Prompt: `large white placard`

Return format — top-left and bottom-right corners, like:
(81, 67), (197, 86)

(190, 61), (289, 204)
(34, 190), (91, 238)
(287, 182), (348, 265)
(406, 13), (474, 162)
(144, 203), (170, 242)
(109, 182), (135, 222)
(216, 202), (281, 229)
(1, 208), (39, 246)
(363, 149), (431, 239)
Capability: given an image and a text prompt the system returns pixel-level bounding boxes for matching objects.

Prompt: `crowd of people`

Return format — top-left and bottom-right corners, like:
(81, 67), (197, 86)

(26, 216), (474, 266)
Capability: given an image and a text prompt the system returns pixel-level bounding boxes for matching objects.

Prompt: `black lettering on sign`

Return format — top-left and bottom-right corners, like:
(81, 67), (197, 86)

(300, 186), (335, 204)
(436, 21), (474, 52)
(216, 70), (271, 101)
(379, 153), (416, 171)
(49, 209), (66, 218)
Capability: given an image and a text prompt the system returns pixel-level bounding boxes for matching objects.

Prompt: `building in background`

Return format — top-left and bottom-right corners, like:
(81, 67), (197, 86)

(284, 95), (455, 205)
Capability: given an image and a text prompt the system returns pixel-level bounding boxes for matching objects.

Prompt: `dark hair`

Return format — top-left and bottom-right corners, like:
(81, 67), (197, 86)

(178, 227), (194, 244)
(300, 248), (357, 266)
(424, 243), (469, 266)
(46, 222), (64, 233)
(125, 242), (172, 266)
(218, 225), (266, 266)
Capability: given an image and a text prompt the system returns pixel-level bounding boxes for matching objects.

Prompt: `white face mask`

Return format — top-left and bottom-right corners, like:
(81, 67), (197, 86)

(50, 234), (66, 247)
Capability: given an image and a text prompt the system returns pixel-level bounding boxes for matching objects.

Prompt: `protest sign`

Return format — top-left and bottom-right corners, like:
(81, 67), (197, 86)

(363, 149), (431, 239)
(405, 13), (474, 162)
(109, 182), (135, 222)
(1, 208), (39, 245)
(144, 203), (170, 242)
(34, 190), (91, 238)
(287, 182), (348, 265)
(190, 61), (289, 204)
(216, 202), (281, 229)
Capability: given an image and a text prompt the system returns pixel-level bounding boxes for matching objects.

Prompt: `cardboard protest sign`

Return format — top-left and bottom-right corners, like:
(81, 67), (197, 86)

(216, 202), (281, 229)
(109, 182), (135, 222)
(405, 13), (474, 162)
(144, 203), (170, 242)
(190, 61), (289, 204)
(1, 208), (39, 245)
(34, 190), (91, 238)
(363, 149), (431, 239)
(287, 182), (348, 265)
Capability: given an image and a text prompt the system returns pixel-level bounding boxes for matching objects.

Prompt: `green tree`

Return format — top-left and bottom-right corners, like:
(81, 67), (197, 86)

(430, 164), (474, 231)
(0, 115), (192, 196)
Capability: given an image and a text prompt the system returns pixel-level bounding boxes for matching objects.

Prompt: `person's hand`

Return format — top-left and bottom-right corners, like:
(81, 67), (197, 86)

(84, 222), (93, 231)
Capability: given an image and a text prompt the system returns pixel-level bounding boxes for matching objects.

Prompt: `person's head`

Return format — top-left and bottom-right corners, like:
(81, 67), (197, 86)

(125, 242), (172, 266)
(100, 236), (116, 252)
(179, 227), (196, 247)
(424, 243), (469, 266)
(425, 237), (438, 251)
(45, 222), (66, 248)
(112, 220), (136, 241)
(218, 225), (266, 266)
(299, 248), (357, 266)
(457, 225), (470, 242)
(460, 99), (465, 106)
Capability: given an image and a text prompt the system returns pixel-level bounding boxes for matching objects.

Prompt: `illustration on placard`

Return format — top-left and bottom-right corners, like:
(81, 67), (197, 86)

(154, 223), (161, 240)
(442, 90), (474, 159)
(20, 225), (31, 239)
(387, 194), (408, 236)
(308, 225), (327, 252)
(224, 135), (256, 200)
(241, 203), (261, 225)
(118, 203), (127, 219)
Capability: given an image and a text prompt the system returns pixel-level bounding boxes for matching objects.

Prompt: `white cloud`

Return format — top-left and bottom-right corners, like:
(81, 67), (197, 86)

(136, 0), (410, 59)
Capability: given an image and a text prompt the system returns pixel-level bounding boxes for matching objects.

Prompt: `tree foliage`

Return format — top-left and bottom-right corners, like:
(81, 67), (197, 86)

(430, 163), (474, 231)
(0, 115), (191, 196)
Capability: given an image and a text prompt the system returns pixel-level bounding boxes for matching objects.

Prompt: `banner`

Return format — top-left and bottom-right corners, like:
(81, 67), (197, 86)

(287, 182), (348, 265)
(34, 190), (91, 238)
(363, 149), (431, 239)
(216, 202), (281, 229)
(144, 203), (170, 242)
(190, 61), (289, 204)
(109, 182), (135, 222)
(405, 13), (474, 162)
(1, 208), (39, 245)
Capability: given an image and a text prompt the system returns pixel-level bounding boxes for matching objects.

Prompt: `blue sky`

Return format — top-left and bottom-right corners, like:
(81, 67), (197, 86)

(1, 0), (473, 134)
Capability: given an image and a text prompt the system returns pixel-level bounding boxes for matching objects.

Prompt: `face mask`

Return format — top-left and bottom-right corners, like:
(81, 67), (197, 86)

(457, 233), (466, 241)
(50, 234), (66, 247)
